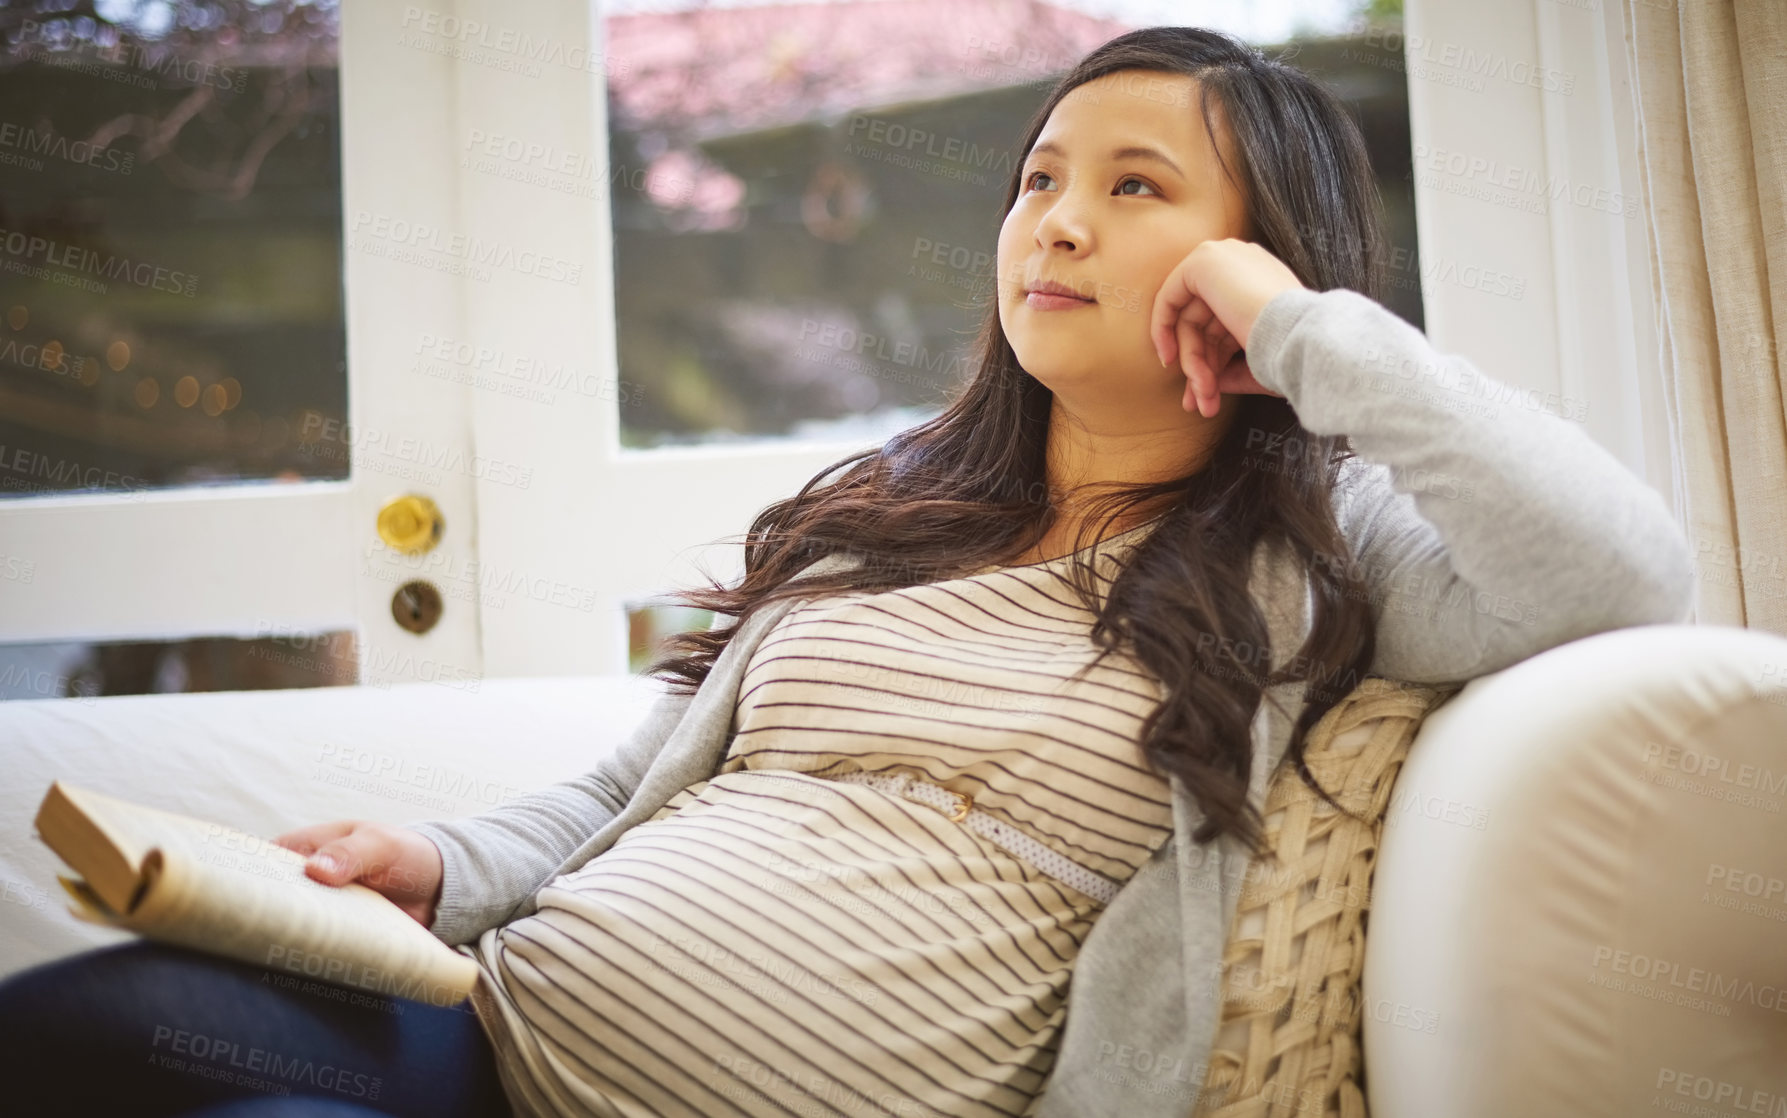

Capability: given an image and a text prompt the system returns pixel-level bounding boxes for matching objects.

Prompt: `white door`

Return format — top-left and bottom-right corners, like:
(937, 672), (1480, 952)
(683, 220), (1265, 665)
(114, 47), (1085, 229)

(0, 0), (863, 692)
(352, 0), (886, 679)
(0, 1), (503, 690)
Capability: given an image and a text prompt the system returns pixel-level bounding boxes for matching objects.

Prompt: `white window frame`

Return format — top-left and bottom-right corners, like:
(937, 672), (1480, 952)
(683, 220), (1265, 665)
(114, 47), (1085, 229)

(458, 0), (876, 678)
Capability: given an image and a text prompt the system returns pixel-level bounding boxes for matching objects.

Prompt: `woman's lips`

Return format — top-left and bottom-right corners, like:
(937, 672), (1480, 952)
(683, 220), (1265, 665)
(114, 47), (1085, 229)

(1024, 291), (1095, 310)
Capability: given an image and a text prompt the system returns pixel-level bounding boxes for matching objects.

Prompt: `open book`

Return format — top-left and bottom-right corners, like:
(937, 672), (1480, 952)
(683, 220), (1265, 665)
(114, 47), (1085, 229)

(33, 780), (477, 1008)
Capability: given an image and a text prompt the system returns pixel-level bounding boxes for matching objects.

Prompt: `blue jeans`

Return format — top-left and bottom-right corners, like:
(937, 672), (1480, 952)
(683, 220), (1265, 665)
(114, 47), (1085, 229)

(0, 940), (512, 1117)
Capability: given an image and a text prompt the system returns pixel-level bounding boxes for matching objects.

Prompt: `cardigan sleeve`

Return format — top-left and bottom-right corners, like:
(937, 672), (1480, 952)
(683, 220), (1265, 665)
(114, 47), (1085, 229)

(406, 680), (697, 946)
(1242, 286), (1695, 684)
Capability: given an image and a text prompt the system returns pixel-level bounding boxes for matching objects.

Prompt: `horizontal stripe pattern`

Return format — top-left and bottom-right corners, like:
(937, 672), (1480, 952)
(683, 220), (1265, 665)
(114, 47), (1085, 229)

(725, 531), (1175, 881)
(467, 527), (1175, 1117)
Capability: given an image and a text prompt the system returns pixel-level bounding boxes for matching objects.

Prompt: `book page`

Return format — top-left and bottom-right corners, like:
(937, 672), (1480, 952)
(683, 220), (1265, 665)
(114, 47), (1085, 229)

(55, 787), (476, 1007)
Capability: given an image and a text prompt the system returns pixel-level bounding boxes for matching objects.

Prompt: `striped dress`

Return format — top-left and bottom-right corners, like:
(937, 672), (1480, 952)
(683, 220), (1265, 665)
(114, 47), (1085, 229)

(470, 521), (1176, 1118)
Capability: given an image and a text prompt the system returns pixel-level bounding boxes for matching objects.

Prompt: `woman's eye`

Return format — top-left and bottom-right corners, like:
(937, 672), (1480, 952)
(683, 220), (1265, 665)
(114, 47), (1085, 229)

(1022, 170), (1159, 196)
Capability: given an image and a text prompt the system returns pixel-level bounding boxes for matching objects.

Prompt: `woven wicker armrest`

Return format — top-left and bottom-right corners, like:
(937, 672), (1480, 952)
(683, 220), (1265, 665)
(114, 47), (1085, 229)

(1192, 677), (1461, 1118)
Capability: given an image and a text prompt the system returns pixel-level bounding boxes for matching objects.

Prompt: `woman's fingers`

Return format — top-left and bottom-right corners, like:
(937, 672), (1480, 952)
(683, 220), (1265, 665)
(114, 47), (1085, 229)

(271, 819), (356, 858)
(274, 820), (391, 885)
(1175, 314), (1198, 412)
(1151, 260), (1194, 366)
(1175, 314), (1209, 414)
(269, 820), (444, 927)
(1196, 311), (1241, 417)
(1211, 329), (1240, 388)
(1153, 265), (1215, 367)
(307, 828), (403, 887)
(1205, 316), (1272, 405)
(1155, 270), (1258, 416)
(1200, 321), (1224, 415)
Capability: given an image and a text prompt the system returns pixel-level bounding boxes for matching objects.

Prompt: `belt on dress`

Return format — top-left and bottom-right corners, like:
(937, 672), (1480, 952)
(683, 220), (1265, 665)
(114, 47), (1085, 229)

(826, 770), (1121, 906)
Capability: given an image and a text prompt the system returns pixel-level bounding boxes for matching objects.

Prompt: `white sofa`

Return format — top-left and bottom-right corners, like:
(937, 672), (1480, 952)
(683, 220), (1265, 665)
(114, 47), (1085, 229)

(3, 622), (1783, 1118)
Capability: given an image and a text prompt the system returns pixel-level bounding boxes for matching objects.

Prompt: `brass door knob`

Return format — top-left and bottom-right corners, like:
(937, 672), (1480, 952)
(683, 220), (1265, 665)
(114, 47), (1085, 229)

(376, 494), (444, 554)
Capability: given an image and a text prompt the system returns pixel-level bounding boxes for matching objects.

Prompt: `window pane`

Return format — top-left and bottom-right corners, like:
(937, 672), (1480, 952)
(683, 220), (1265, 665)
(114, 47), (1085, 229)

(603, 0), (1417, 450)
(626, 601), (713, 674)
(0, 630), (357, 701)
(0, 1), (344, 499)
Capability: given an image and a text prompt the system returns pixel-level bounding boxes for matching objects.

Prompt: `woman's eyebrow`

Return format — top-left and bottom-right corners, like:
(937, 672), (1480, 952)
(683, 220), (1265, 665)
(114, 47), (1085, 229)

(1025, 140), (1185, 178)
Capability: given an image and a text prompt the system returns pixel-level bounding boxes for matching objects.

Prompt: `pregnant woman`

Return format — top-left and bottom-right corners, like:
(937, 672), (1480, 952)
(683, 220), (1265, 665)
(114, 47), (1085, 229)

(0, 24), (1694, 1118)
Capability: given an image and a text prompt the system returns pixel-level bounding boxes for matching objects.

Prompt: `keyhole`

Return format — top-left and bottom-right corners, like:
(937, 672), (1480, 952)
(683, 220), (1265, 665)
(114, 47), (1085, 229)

(390, 580), (444, 634)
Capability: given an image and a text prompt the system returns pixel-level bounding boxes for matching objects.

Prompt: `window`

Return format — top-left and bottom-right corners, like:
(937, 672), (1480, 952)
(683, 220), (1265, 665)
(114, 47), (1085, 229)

(600, 0), (1418, 452)
(0, 1), (346, 498)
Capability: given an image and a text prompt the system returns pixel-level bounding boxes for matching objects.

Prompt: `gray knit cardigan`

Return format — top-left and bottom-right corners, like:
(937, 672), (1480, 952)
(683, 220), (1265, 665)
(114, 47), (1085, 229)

(409, 287), (1697, 1116)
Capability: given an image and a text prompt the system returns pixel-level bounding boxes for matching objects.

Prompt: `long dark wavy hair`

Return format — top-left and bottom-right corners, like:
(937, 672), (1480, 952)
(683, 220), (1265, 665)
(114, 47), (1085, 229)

(643, 26), (1389, 855)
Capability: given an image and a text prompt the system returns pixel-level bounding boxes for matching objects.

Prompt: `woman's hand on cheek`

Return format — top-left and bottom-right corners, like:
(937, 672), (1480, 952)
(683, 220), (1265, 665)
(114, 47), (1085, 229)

(1150, 238), (1306, 418)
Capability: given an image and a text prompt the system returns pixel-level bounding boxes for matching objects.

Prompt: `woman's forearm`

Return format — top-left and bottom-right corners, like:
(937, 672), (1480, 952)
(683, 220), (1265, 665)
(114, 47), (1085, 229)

(1245, 286), (1695, 682)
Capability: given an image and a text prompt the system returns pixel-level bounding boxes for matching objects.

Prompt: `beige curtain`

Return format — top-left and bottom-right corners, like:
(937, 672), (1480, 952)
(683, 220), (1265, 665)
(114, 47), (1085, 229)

(1623, 0), (1787, 633)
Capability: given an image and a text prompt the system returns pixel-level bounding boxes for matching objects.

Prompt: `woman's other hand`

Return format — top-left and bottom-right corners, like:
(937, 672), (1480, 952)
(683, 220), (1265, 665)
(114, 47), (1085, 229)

(1150, 238), (1304, 418)
(272, 820), (445, 929)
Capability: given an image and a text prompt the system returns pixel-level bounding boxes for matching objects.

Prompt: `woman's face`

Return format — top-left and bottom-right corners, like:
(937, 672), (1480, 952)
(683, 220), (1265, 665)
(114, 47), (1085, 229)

(997, 69), (1251, 406)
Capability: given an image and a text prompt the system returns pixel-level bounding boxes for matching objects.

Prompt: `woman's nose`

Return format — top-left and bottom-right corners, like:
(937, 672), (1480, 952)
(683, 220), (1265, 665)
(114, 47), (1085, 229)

(1034, 200), (1092, 252)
